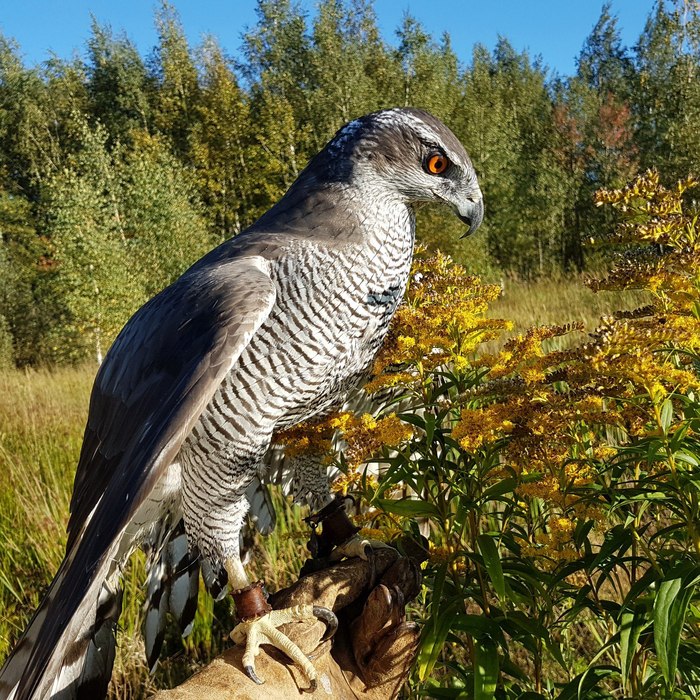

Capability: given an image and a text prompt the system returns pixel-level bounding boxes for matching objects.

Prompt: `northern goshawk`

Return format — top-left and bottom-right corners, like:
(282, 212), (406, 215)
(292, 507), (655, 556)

(0, 108), (483, 699)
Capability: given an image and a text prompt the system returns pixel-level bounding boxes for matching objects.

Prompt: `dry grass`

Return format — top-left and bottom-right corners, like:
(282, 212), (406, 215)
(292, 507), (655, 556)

(0, 367), (93, 659)
(486, 275), (648, 351)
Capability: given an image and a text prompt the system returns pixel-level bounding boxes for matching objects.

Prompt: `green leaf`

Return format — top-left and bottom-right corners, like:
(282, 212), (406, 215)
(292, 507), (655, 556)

(375, 497), (439, 518)
(481, 477), (518, 500)
(654, 569), (697, 688)
(654, 575), (681, 685)
(589, 525), (633, 570)
(545, 636), (569, 672)
(425, 411), (436, 446)
(674, 449), (699, 467)
(474, 638), (498, 700)
(418, 605), (457, 681)
(619, 604), (650, 693)
(503, 612), (549, 640)
(452, 614), (504, 643)
(477, 534), (506, 601)
(397, 413), (426, 430)
(660, 398), (674, 433)
(418, 565), (455, 681)
(554, 666), (618, 700)
(621, 567), (659, 611)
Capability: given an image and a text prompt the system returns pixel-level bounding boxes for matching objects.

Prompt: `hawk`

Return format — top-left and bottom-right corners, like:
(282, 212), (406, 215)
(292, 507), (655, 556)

(0, 108), (483, 699)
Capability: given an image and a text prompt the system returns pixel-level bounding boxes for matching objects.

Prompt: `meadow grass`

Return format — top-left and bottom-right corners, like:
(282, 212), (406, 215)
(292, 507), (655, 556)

(487, 275), (648, 350)
(0, 367), (92, 658)
(0, 275), (647, 695)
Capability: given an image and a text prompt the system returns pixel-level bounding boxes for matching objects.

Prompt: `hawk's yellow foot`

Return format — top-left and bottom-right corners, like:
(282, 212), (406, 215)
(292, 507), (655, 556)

(306, 494), (392, 563)
(230, 581), (337, 692)
(328, 533), (392, 562)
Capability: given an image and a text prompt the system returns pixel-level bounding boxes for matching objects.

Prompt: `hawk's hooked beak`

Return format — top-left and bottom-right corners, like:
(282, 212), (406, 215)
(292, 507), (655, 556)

(456, 191), (484, 238)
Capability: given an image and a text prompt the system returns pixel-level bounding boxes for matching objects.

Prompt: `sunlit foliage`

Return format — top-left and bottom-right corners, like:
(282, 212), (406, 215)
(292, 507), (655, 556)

(282, 172), (700, 698)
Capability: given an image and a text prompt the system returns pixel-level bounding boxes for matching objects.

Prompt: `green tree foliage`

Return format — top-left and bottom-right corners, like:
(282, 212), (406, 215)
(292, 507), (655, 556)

(86, 19), (152, 144)
(0, 190), (43, 367)
(635, 0), (700, 180)
(190, 40), (257, 236)
(121, 132), (213, 296)
(45, 121), (211, 364)
(0, 1), (696, 365)
(578, 1), (634, 97)
(457, 40), (566, 277)
(45, 121), (143, 364)
(395, 14), (459, 117)
(0, 39), (87, 196)
(242, 0), (315, 190)
(309, 0), (397, 139)
(151, 1), (200, 157)
(553, 4), (639, 270)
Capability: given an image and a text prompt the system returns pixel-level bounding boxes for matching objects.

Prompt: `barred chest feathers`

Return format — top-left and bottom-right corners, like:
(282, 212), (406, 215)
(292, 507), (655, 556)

(267, 198), (415, 425)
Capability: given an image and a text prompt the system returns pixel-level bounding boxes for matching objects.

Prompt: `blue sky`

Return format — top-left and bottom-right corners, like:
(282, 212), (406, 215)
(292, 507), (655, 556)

(1, 1), (657, 77)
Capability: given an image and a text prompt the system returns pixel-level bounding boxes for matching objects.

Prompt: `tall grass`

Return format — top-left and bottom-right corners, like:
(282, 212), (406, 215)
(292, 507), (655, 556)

(492, 276), (646, 329)
(0, 367), (92, 659)
(487, 275), (648, 351)
(0, 275), (647, 694)
(0, 366), (309, 696)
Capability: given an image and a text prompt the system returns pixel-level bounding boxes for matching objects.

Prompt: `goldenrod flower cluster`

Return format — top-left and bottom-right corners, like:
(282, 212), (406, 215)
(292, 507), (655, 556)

(335, 412), (414, 470)
(275, 411), (414, 492)
(274, 420), (334, 460)
(365, 248), (509, 393)
(452, 402), (515, 451)
(442, 171), (700, 563)
(520, 515), (579, 566)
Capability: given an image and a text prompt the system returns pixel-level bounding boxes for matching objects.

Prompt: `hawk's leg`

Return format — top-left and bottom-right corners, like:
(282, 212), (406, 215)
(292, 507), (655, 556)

(182, 442), (337, 691)
(225, 559), (337, 691)
(305, 494), (391, 563)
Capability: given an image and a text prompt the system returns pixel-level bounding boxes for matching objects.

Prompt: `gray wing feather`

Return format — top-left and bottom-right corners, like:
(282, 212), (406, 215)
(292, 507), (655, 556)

(144, 520), (199, 671)
(11, 255), (276, 699)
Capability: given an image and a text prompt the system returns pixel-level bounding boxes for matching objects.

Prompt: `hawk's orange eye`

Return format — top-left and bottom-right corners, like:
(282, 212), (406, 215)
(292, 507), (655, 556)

(426, 152), (448, 174)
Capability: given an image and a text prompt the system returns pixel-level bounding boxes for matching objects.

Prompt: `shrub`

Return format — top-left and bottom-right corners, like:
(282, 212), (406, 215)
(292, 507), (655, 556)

(282, 171), (700, 699)
(0, 315), (14, 369)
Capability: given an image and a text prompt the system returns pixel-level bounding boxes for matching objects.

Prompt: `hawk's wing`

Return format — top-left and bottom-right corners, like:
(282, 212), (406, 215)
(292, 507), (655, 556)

(68, 255), (276, 549)
(8, 255), (276, 700)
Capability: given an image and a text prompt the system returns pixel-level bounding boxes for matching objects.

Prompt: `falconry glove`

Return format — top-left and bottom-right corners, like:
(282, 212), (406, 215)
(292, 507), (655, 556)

(153, 548), (421, 700)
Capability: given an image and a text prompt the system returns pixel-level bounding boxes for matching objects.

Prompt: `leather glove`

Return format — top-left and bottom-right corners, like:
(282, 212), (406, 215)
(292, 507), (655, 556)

(153, 547), (421, 699)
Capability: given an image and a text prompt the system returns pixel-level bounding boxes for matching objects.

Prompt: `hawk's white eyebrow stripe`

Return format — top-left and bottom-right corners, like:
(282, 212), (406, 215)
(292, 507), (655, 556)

(329, 109), (443, 156)
(327, 118), (363, 154)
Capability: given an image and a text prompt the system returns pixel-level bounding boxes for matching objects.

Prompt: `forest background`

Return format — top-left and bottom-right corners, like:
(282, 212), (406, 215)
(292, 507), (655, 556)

(0, 0), (698, 368)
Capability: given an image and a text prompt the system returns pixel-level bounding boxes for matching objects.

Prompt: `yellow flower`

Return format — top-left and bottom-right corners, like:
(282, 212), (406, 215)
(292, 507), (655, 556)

(366, 249), (508, 392)
(452, 403), (516, 451)
(373, 414), (414, 446)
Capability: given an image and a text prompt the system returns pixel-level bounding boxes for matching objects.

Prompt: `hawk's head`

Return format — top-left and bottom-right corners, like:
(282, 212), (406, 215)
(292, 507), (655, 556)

(320, 108), (483, 237)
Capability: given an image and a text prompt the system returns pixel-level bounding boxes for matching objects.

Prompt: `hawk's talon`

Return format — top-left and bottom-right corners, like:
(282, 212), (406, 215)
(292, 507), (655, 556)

(302, 677), (318, 694)
(312, 605), (338, 641)
(244, 663), (264, 685)
(230, 604), (320, 691)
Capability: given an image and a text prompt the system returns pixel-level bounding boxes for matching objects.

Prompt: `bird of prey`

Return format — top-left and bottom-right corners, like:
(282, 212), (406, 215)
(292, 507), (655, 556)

(0, 107), (483, 699)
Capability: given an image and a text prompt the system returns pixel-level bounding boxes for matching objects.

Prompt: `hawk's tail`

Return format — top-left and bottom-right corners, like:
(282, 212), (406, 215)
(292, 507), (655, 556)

(143, 521), (200, 672)
(0, 538), (123, 700)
